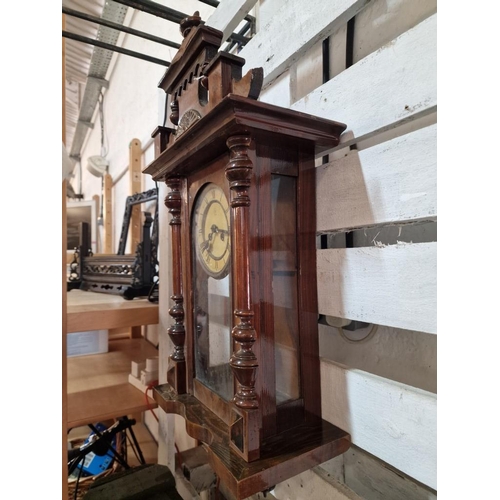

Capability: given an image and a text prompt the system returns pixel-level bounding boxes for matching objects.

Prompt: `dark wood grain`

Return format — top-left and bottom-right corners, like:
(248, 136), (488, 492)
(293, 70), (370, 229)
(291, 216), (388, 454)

(225, 135), (259, 411)
(143, 94), (346, 183)
(297, 142), (322, 418)
(153, 383), (350, 499)
(165, 176), (187, 394)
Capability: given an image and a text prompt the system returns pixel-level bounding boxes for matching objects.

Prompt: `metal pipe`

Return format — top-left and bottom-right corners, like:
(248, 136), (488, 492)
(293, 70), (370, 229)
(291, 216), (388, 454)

(225, 20), (252, 52)
(62, 30), (170, 67)
(197, 0), (219, 8)
(226, 30), (250, 45)
(113, 0), (250, 45)
(113, 0), (186, 23)
(62, 6), (181, 50)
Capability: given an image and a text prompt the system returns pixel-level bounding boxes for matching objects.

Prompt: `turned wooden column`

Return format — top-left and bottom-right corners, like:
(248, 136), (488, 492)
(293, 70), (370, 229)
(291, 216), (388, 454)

(164, 176), (186, 393)
(225, 134), (258, 409)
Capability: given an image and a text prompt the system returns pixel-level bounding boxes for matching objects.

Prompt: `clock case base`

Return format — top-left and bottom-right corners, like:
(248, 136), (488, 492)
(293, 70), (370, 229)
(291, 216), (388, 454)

(153, 383), (351, 500)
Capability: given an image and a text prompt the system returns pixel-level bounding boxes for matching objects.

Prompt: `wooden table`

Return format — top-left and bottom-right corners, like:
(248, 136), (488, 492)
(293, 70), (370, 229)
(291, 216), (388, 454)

(66, 290), (160, 429)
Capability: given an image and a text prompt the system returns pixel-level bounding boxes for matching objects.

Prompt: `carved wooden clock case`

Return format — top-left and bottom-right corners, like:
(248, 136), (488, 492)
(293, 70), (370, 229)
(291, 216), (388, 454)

(144, 13), (351, 500)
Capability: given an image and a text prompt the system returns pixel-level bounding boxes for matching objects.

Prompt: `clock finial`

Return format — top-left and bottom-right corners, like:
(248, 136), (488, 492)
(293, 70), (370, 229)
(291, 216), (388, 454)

(180, 11), (202, 38)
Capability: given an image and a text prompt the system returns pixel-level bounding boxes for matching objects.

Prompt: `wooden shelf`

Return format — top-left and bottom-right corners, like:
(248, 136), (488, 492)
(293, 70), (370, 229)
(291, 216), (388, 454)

(67, 338), (159, 429)
(67, 289), (158, 333)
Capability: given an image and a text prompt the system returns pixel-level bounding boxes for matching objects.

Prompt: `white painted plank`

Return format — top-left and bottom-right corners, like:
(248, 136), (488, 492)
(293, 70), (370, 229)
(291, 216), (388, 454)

(292, 14), (437, 150)
(273, 468), (362, 500)
(317, 124), (437, 232)
(319, 323), (437, 393)
(255, 0), (288, 30)
(317, 243), (437, 334)
(320, 359), (437, 489)
(290, 39), (323, 102)
(319, 445), (437, 500)
(353, 0), (436, 64)
(259, 70), (291, 108)
(206, 0), (258, 43)
(241, 0), (370, 86)
(329, 24), (348, 80)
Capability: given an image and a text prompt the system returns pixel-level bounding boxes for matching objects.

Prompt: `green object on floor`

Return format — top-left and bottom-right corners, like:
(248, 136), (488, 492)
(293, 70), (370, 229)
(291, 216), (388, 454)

(83, 464), (183, 500)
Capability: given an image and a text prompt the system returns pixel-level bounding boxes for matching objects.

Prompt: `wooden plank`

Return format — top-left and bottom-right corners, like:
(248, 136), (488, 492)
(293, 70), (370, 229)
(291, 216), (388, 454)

(320, 359), (437, 489)
(130, 325), (142, 338)
(290, 39), (323, 102)
(67, 384), (157, 429)
(330, 24), (348, 80)
(352, 0), (436, 65)
(206, 0), (258, 43)
(67, 338), (159, 393)
(67, 338), (159, 428)
(273, 468), (362, 500)
(291, 14), (437, 150)
(319, 445), (437, 500)
(317, 124), (437, 232)
(259, 70), (291, 108)
(319, 323), (437, 393)
(109, 327), (132, 340)
(67, 300), (158, 333)
(129, 138), (142, 253)
(317, 243), (436, 334)
(67, 289), (158, 333)
(241, 0), (370, 86)
(103, 173), (113, 253)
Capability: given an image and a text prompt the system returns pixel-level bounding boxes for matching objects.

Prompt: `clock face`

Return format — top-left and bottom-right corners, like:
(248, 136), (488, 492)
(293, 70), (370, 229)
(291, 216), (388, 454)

(193, 183), (231, 279)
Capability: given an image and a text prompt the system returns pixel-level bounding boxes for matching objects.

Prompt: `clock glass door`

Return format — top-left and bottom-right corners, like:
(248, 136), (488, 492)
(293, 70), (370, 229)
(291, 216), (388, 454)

(192, 182), (233, 402)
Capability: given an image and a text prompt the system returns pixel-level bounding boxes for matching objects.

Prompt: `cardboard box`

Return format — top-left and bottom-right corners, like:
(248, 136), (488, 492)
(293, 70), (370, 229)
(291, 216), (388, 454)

(67, 330), (108, 357)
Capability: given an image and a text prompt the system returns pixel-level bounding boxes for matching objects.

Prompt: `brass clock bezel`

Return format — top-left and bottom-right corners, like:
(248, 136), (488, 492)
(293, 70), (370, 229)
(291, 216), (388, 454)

(193, 182), (231, 280)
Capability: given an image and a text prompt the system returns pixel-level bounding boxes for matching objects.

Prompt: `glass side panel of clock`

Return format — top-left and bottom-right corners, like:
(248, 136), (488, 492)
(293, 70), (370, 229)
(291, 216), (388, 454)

(272, 174), (301, 404)
(193, 176), (301, 405)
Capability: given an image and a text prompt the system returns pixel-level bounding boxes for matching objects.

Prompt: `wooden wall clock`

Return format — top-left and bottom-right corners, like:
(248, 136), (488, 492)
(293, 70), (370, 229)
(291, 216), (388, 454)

(144, 12), (351, 500)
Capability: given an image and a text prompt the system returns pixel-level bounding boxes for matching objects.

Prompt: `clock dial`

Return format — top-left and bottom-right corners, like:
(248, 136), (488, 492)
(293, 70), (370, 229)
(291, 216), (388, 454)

(193, 183), (231, 279)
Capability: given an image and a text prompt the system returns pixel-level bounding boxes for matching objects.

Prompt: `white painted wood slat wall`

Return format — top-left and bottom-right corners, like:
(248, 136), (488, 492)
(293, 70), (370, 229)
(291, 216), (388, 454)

(317, 243), (437, 334)
(316, 124), (437, 232)
(321, 359), (437, 490)
(291, 14), (437, 151)
(241, 0), (371, 86)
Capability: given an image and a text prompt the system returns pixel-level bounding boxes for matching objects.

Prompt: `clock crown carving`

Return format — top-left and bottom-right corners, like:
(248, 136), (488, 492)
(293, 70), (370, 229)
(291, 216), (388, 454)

(144, 13), (350, 500)
(155, 11), (263, 140)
